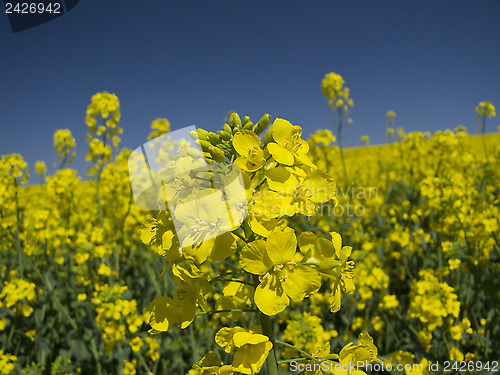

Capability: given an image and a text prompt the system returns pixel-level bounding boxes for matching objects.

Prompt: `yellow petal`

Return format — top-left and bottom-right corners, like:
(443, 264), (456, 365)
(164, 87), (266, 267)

(342, 277), (356, 294)
(233, 130), (261, 156)
(140, 219), (157, 245)
(266, 226), (297, 265)
(282, 265), (321, 302)
(270, 118), (293, 147)
(254, 274), (289, 316)
(210, 232), (236, 262)
(248, 216), (278, 238)
(232, 332), (269, 347)
(340, 246), (352, 263)
(148, 296), (182, 332)
(267, 143), (294, 165)
(330, 280), (342, 313)
(232, 341), (272, 375)
(215, 327), (246, 353)
(303, 171), (336, 203)
(240, 240), (274, 275)
(330, 232), (342, 258)
(251, 188), (291, 219)
(182, 238), (214, 264)
(198, 351), (223, 367)
(265, 166), (298, 194)
(299, 232), (335, 261)
(234, 156), (263, 172)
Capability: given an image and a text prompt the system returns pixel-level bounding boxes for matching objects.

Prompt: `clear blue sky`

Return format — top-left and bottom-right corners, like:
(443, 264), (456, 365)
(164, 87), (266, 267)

(1, 1), (499, 178)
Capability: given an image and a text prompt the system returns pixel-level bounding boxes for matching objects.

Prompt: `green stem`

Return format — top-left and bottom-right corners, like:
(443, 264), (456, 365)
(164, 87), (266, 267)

(278, 358), (308, 365)
(7, 315), (17, 352)
(209, 270), (242, 284)
(231, 229), (248, 243)
(95, 130), (107, 228)
(252, 275), (279, 375)
(391, 307), (421, 339)
(210, 278), (254, 286)
(136, 351), (153, 374)
(58, 151), (69, 170)
(481, 115), (488, 160)
(96, 163), (104, 228)
(195, 308), (257, 316)
(89, 338), (104, 375)
(260, 313), (279, 375)
(337, 106), (348, 187)
(13, 178), (24, 278)
(274, 341), (321, 363)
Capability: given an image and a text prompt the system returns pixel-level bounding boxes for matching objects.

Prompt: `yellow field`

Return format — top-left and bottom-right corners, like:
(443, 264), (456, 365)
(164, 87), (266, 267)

(1, 93), (499, 375)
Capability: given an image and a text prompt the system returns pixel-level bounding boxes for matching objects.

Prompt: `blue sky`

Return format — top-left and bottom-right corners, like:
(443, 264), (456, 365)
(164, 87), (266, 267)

(1, 1), (499, 178)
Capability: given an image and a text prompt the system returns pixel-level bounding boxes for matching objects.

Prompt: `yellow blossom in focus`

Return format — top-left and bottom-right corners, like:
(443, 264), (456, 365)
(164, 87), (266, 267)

(239, 227), (321, 316)
(215, 327), (272, 374)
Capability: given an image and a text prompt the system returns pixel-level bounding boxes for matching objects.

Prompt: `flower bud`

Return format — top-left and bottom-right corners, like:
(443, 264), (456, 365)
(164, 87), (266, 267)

(242, 115), (251, 126)
(263, 128), (274, 145)
(208, 132), (222, 145)
(189, 130), (198, 141)
(218, 130), (232, 141)
(186, 146), (203, 158)
(209, 146), (226, 162)
(253, 114), (271, 135)
(195, 139), (212, 152)
(223, 123), (232, 134)
(243, 121), (254, 130)
(196, 128), (209, 141)
(229, 113), (241, 131)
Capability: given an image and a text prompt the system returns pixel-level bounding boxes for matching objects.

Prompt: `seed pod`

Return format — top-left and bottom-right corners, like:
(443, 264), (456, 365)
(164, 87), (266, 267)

(243, 121), (254, 130)
(223, 123), (232, 134)
(208, 132), (222, 145)
(253, 114), (271, 135)
(209, 146), (226, 162)
(218, 130), (232, 141)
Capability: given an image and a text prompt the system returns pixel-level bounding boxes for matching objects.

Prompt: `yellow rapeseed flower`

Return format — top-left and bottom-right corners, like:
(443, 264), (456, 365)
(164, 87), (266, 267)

(239, 227), (321, 315)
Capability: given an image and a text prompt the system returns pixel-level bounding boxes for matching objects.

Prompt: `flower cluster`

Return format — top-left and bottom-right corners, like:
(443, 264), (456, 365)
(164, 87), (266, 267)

(0, 277), (38, 317)
(2, 89), (497, 373)
(85, 92), (123, 170)
(53, 129), (76, 167)
(321, 72), (353, 113)
(142, 113), (379, 374)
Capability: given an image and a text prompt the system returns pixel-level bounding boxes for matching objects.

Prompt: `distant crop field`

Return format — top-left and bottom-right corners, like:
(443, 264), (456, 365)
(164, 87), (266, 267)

(1, 90), (499, 375)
